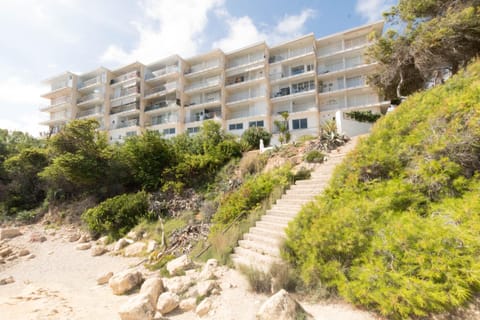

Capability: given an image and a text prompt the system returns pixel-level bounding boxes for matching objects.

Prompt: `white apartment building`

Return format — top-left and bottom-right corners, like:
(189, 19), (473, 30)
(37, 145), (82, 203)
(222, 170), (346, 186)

(40, 21), (389, 144)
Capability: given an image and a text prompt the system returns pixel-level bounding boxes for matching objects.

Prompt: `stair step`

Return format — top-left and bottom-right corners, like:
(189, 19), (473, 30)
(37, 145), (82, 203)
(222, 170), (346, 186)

(250, 226), (286, 238)
(265, 209), (297, 218)
(238, 239), (280, 257)
(256, 220), (288, 230)
(243, 232), (284, 246)
(232, 247), (282, 269)
(261, 214), (293, 224)
(276, 198), (310, 205)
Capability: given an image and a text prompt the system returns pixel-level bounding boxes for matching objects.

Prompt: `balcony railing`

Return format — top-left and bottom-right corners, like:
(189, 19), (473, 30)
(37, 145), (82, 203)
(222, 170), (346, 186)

(76, 107), (104, 118)
(110, 86), (140, 100)
(145, 100), (178, 112)
(110, 102), (139, 115)
(145, 66), (179, 80)
(186, 111), (221, 123)
(185, 78), (220, 92)
(78, 76), (102, 89)
(50, 80), (71, 91)
(227, 91), (265, 104)
(150, 116), (178, 126)
(77, 93), (103, 104)
(185, 60), (220, 75)
(113, 119), (139, 129)
(271, 83), (315, 99)
(226, 54), (264, 69)
(226, 74), (264, 86)
(110, 71), (140, 85)
(144, 83), (176, 97)
(269, 47), (314, 64)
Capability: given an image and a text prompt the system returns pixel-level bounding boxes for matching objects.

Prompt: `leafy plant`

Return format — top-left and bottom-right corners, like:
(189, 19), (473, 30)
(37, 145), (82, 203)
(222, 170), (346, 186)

(274, 112), (291, 144)
(304, 150), (325, 163)
(345, 110), (381, 123)
(241, 127), (272, 150)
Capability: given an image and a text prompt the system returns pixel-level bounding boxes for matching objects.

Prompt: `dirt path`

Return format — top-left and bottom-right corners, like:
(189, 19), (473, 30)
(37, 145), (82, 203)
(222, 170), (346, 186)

(0, 224), (378, 319)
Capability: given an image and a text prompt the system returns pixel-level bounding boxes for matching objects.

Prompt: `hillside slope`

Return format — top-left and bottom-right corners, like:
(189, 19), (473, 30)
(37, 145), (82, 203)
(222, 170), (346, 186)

(285, 61), (480, 319)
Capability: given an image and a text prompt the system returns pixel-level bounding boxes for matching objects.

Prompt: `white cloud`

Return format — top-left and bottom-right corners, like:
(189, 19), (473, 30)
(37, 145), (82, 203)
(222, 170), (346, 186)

(355, 0), (395, 22)
(213, 9), (316, 52)
(101, 0), (224, 65)
(0, 77), (44, 106)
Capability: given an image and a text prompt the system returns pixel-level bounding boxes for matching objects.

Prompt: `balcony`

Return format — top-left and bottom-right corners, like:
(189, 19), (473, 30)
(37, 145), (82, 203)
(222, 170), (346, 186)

(110, 102), (139, 115)
(148, 115), (178, 126)
(145, 65), (179, 81)
(271, 82), (316, 100)
(185, 110), (222, 123)
(42, 80), (73, 99)
(76, 107), (104, 119)
(317, 40), (370, 58)
(144, 83), (177, 99)
(186, 94), (221, 108)
(40, 95), (71, 111)
(110, 86), (140, 101)
(269, 47), (314, 64)
(185, 78), (221, 93)
(226, 91), (265, 105)
(78, 76), (102, 90)
(145, 100), (179, 112)
(226, 73), (264, 87)
(184, 60), (221, 77)
(77, 93), (103, 105)
(269, 69), (315, 83)
(112, 118), (139, 130)
(40, 111), (70, 125)
(110, 71), (140, 86)
(226, 54), (264, 71)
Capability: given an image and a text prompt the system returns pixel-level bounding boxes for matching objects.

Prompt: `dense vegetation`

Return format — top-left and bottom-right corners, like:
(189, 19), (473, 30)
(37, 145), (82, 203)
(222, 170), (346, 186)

(285, 61), (480, 319)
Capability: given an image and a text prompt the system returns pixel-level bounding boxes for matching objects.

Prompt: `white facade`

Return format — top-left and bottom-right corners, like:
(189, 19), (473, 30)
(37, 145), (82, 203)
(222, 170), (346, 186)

(40, 21), (389, 143)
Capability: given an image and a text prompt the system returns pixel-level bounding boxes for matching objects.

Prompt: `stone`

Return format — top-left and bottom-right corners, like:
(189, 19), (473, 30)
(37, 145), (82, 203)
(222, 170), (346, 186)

(109, 270), (144, 295)
(163, 275), (194, 295)
(195, 297), (213, 317)
(124, 242), (146, 257)
(0, 276), (15, 285)
(140, 277), (164, 307)
(68, 233), (81, 242)
(29, 233), (46, 242)
(127, 230), (142, 241)
(97, 271), (114, 285)
(146, 240), (157, 253)
(114, 238), (129, 251)
(18, 249), (30, 256)
(0, 247), (12, 257)
(196, 280), (218, 297)
(199, 258), (218, 280)
(119, 293), (155, 320)
(0, 258), (4, 264)
(0, 228), (22, 240)
(156, 292), (179, 315)
(27, 254), (35, 259)
(166, 254), (191, 275)
(78, 234), (90, 243)
(91, 245), (107, 256)
(179, 298), (196, 312)
(256, 289), (313, 320)
(76, 243), (91, 250)
(6, 255), (18, 261)
(97, 236), (109, 245)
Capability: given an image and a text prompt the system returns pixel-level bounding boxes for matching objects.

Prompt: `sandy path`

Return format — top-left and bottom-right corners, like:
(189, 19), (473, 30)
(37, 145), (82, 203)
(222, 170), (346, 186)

(0, 224), (378, 320)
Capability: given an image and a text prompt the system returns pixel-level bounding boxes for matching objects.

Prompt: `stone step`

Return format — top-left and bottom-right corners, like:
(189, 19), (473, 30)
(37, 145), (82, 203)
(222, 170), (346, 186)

(275, 198), (310, 206)
(243, 232), (284, 246)
(238, 239), (280, 257)
(232, 247), (282, 269)
(261, 214), (293, 225)
(265, 209), (297, 218)
(249, 226), (286, 238)
(281, 192), (316, 199)
(256, 220), (288, 231)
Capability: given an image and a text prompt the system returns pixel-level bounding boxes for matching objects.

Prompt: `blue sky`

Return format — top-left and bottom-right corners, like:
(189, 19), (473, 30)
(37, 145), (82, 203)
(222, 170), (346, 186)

(0, 0), (396, 135)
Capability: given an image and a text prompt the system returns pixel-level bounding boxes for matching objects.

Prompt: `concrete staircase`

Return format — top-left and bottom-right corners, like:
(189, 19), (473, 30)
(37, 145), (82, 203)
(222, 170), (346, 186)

(231, 138), (358, 271)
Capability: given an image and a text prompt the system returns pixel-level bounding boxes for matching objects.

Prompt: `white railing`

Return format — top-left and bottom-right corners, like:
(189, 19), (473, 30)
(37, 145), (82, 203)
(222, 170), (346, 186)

(110, 86), (140, 100)
(187, 94), (221, 106)
(111, 70), (139, 85)
(149, 114), (178, 126)
(227, 90), (264, 103)
(318, 61), (344, 74)
(185, 78), (220, 92)
(77, 93), (102, 104)
(146, 65), (179, 80)
(226, 73), (263, 86)
(269, 47), (313, 63)
(145, 100), (178, 112)
(226, 53), (264, 69)
(51, 80), (71, 91)
(76, 107), (104, 118)
(78, 76), (102, 89)
(145, 82), (177, 97)
(185, 59), (220, 75)
(186, 111), (221, 123)
(113, 119), (139, 129)
(51, 95), (70, 106)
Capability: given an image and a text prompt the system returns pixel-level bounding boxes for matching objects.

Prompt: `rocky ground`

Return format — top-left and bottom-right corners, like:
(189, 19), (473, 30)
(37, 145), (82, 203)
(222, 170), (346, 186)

(0, 224), (380, 319)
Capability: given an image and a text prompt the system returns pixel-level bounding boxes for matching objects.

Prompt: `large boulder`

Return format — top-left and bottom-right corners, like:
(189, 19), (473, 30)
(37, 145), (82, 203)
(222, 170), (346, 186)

(256, 289), (313, 320)
(119, 293), (155, 320)
(196, 280), (219, 297)
(166, 254), (191, 275)
(109, 270), (144, 295)
(196, 297), (213, 317)
(76, 243), (91, 250)
(124, 242), (146, 257)
(140, 277), (164, 307)
(0, 228), (22, 240)
(199, 258), (218, 280)
(114, 238), (130, 251)
(179, 298), (196, 312)
(156, 292), (179, 315)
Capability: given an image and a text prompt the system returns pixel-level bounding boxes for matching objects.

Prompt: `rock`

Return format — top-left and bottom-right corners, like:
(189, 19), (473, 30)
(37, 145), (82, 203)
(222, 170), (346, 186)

(127, 230), (142, 241)
(124, 242), (146, 257)
(0, 276), (15, 285)
(146, 240), (157, 253)
(156, 292), (179, 315)
(140, 277), (164, 307)
(199, 258), (218, 280)
(119, 293), (155, 320)
(6, 255), (18, 261)
(163, 275), (194, 294)
(109, 270), (144, 295)
(29, 233), (46, 242)
(166, 254), (191, 275)
(76, 243), (91, 250)
(0, 258), (4, 264)
(256, 289), (313, 320)
(0, 228), (22, 240)
(18, 249), (30, 256)
(114, 238), (130, 251)
(27, 254), (35, 259)
(195, 297), (213, 317)
(68, 233), (81, 242)
(78, 234), (90, 243)
(97, 236), (109, 245)
(97, 271), (114, 285)
(91, 245), (107, 256)
(0, 247), (12, 257)
(179, 298), (196, 312)
(196, 280), (218, 297)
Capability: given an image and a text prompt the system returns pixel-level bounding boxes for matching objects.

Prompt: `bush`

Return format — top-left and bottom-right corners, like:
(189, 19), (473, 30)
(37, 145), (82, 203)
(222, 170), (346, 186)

(285, 61), (480, 319)
(82, 191), (151, 239)
(241, 127), (272, 150)
(304, 150), (325, 163)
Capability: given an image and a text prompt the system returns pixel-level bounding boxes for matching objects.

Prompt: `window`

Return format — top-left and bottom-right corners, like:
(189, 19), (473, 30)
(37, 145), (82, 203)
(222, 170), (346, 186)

(291, 65), (305, 75)
(163, 128), (176, 135)
(249, 120), (264, 128)
(292, 80), (315, 93)
(346, 76), (363, 88)
(126, 131), (137, 137)
(187, 127), (200, 134)
(229, 123), (243, 131)
(292, 118), (308, 130)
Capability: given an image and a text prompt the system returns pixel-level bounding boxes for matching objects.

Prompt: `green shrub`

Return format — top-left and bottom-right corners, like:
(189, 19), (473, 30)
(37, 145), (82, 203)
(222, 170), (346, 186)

(285, 61), (480, 319)
(345, 110), (382, 123)
(304, 150), (325, 163)
(241, 127), (272, 150)
(82, 191), (151, 239)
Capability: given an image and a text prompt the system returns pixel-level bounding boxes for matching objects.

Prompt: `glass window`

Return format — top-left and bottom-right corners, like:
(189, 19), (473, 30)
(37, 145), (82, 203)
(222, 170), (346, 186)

(229, 123), (243, 130)
(292, 118), (308, 130)
(248, 120), (264, 127)
(187, 127), (200, 134)
(163, 128), (176, 135)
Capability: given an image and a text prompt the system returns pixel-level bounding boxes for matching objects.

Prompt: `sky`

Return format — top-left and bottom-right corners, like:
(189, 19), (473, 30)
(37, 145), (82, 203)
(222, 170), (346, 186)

(0, 0), (396, 136)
